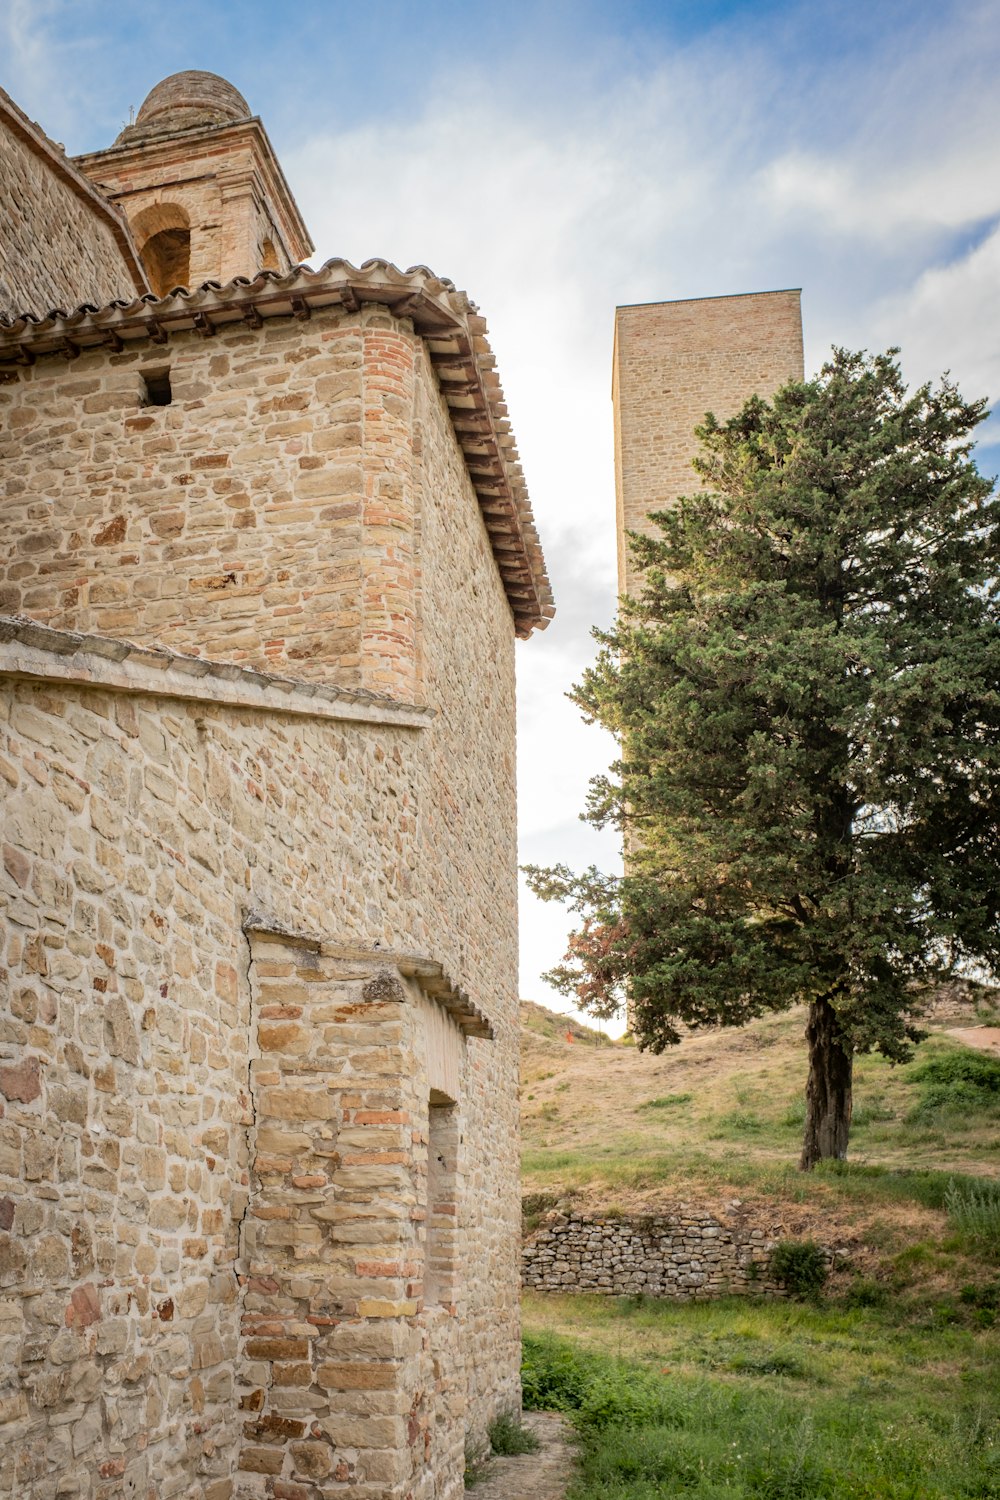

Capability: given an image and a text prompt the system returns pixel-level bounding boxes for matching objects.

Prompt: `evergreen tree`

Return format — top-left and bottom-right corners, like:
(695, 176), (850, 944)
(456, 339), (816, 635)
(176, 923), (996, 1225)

(526, 349), (1000, 1168)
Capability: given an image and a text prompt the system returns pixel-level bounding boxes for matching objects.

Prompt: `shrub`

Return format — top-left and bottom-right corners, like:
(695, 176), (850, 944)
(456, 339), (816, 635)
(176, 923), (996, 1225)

(908, 1050), (1000, 1115)
(488, 1413), (539, 1456)
(768, 1240), (828, 1298)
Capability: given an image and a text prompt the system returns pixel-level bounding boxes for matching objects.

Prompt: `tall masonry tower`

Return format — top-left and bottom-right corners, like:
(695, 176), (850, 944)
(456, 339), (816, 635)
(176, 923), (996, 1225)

(612, 289), (804, 597)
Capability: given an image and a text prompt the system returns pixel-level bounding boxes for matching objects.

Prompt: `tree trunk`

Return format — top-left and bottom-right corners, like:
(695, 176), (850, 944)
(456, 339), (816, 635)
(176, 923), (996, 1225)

(799, 994), (853, 1170)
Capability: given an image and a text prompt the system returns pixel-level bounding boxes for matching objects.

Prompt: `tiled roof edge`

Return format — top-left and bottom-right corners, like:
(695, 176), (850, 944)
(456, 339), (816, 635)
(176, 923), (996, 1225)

(0, 259), (553, 636)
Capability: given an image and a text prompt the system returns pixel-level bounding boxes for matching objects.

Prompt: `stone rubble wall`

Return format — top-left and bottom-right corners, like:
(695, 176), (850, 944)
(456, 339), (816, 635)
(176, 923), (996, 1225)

(0, 98), (142, 320)
(522, 1210), (796, 1300)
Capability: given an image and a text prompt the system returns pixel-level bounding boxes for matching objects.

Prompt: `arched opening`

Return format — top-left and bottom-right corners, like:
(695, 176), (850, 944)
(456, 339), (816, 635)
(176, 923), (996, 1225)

(130, 202), (192, 298)
(142, 229), (191, 297)
(260, 237), (279, 272)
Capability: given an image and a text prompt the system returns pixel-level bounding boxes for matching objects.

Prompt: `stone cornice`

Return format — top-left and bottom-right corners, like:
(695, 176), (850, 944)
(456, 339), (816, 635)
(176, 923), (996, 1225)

(0, 85), (149, 299)
(0, 617), (431, 729)
(0, 259), (554, 636)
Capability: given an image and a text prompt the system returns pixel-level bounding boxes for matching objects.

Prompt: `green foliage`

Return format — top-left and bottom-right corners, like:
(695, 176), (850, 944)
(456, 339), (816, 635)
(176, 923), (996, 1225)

(638, 1091), (692, 1110)
(842, 1277), (890, 1309)
(908, 1049), (1000, 1115)
(521, 1331), (593, 1413)
(851, 1094), (895, 1127)
(768, 1239), (829, 1297)
(945, 1178), (1000, 1252)
(524, 348), (1000, 1165)
(521, 1311), (1000, 1500)
(487, 1413), (540, 1456)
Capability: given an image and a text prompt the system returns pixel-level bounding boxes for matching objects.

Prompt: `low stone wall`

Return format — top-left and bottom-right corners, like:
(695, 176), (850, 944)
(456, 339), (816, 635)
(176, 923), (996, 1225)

(522, 1207), (795, 1299)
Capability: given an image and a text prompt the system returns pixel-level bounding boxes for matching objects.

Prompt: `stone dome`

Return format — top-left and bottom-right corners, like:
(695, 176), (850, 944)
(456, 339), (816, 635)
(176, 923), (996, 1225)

(122, 71), (251, 141)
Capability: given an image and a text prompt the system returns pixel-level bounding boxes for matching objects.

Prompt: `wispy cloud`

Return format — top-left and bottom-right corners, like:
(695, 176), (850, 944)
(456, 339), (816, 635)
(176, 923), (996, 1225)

(5, 0), (994, 1009)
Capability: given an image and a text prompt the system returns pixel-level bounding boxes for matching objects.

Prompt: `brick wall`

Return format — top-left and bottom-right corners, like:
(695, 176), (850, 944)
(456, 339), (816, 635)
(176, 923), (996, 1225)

(76, 122), (305, 288)
(612, 290), (804, 597)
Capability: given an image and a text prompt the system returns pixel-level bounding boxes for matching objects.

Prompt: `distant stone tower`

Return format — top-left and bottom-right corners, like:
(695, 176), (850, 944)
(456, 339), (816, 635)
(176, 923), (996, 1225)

(612, 289), (804, 597)
(74, 69), (313, 294)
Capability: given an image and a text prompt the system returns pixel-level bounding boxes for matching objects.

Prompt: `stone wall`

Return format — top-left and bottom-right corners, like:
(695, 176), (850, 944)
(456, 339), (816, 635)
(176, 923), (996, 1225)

(0, 90), (144, 319)
(411, 347), (522, 1436)
(522, 1209), (799, 1300)
(0, 294), (523, 1494)
(612, 290), (804, 597)
(0, 304), (433, 701)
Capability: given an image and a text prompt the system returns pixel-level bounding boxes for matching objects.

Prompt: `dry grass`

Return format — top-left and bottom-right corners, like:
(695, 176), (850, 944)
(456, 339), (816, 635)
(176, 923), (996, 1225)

(520, 989), (1000, 1271)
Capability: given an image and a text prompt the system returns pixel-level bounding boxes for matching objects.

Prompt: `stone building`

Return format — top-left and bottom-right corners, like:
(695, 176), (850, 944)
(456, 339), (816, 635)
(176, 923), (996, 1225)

(613, 288), (804, 596)
(0, 71), (552, 1500)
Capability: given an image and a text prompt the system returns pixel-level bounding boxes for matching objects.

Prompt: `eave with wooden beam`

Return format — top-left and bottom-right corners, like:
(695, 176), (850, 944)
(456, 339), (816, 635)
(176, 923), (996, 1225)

(0, 257), (555, 637)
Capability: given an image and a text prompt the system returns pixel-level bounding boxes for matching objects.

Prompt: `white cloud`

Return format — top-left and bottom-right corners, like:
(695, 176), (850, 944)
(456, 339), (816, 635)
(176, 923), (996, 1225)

(281, 14), (999, 1015)
(870, 221), (1000, 402)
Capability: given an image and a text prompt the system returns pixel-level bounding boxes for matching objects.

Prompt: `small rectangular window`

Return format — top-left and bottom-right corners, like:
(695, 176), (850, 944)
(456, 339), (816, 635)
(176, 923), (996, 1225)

(426, 1093), (459, 1307)
(141, 369), (172, 407)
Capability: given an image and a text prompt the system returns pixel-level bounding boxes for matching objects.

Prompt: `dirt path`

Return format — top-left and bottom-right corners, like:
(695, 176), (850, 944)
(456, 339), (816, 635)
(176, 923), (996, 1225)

(467, 1412), (575, 1499)
(946, 1027), (1000, 1056)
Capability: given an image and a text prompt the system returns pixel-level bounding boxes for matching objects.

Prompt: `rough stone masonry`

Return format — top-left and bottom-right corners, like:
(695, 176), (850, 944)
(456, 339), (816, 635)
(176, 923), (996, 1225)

(0, 70), (552, 1500)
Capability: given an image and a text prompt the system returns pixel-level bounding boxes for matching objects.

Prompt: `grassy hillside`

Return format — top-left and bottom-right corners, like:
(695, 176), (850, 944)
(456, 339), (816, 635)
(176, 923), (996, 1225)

(521, 989), (1000, 1278)
(518, 993), (1000, 1498)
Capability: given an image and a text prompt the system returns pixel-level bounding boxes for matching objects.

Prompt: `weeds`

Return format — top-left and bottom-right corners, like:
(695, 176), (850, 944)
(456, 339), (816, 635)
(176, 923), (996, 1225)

(945, 1176), (1000, 1253)
(487, 1413), (539, 1456)
(522, 1295), (1000, 1500)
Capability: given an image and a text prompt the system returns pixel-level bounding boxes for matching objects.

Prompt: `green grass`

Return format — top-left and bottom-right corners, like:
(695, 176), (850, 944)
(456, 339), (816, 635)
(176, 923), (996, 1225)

(522, 1292), (1000, 1498)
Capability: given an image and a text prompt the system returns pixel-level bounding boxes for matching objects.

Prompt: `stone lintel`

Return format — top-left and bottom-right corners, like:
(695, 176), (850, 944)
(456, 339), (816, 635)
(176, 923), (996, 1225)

(0, 616), (431, 729)
(242, 916), (494, 1040)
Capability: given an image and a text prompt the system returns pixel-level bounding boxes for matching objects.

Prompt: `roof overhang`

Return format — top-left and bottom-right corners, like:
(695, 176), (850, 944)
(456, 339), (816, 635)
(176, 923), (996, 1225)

(0, 258), (554, 636)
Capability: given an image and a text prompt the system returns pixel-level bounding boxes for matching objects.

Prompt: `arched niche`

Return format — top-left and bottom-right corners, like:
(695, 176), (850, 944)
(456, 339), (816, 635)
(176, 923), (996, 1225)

(260, 237), (280, 272)
(130, 202), (192, 298)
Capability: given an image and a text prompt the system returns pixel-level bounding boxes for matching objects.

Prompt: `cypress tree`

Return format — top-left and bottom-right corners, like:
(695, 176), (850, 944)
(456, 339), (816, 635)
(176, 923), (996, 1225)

(526, 349), (1000, 1168)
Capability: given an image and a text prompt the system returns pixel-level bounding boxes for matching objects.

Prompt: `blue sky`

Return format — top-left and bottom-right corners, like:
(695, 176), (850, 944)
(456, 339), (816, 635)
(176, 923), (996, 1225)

(4, 0), (998, 1024)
